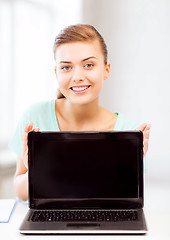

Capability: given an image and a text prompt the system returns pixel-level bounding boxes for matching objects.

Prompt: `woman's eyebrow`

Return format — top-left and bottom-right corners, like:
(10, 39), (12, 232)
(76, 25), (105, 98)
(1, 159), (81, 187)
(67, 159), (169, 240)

(58, 61), (72, 64)
(58, 57), (97, 64)
(81, 56), (97, 62)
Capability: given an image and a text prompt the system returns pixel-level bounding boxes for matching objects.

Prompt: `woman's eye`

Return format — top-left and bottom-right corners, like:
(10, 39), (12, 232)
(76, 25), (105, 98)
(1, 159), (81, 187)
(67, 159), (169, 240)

(61, 66), (71, 71)
(84, 63), (94, 69)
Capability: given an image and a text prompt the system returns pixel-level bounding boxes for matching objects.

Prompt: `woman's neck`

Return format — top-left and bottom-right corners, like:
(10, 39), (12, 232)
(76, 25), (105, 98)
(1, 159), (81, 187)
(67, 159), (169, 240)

(62, 98), (101, 130)
(56, 98), (117, 131)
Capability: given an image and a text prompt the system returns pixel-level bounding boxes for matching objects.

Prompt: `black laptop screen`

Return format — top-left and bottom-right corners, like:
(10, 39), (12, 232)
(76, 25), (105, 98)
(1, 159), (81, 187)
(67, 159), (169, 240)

(29, 132), (143, 202)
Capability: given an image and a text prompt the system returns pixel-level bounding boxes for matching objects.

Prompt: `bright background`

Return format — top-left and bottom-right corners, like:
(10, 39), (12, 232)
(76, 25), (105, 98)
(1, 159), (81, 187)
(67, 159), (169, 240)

(0, 0), (170, 198)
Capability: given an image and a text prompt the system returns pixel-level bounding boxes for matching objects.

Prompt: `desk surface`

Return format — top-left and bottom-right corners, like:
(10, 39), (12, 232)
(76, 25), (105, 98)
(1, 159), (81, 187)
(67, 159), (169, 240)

(0, 180), (170, 240)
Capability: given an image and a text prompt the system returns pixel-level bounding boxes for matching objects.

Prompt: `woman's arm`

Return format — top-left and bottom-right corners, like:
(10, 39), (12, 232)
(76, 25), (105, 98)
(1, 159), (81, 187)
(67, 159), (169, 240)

(14, 156), (28, 201)
(138, 123), (151, 157)
(14, 121), (39, 201)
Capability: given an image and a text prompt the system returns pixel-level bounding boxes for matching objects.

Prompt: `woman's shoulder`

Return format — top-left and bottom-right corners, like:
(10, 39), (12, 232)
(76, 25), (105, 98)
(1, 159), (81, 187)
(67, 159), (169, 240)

(8, 99), (57, 157)
(24, 99), (55, 115)
(114, 112), (140, 130)
(19, 99), (55, 122)
(16, 99), (56, 129)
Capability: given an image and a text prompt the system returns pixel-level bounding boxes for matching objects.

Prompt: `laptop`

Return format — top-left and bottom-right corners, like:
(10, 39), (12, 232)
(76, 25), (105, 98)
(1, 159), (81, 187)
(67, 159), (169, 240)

(19, 131), (147, 234)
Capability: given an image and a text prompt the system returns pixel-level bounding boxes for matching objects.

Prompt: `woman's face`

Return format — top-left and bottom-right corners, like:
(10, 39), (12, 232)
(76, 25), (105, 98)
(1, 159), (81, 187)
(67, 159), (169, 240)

(54, 40), (110, 105)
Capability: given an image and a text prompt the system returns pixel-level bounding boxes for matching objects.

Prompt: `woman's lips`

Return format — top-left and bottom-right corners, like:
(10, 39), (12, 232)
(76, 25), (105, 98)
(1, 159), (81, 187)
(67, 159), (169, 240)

(70, 85), (91, 94)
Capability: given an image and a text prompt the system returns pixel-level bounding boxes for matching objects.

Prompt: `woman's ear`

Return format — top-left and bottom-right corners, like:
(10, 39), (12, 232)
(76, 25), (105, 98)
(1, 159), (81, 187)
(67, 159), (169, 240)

(54, 66), (57, 76)
(104, 62), (111, 80)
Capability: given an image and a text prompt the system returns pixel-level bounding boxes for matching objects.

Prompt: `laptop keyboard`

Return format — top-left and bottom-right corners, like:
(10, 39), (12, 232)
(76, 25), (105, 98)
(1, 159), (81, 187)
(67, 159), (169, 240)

(31, 210), (138, 222)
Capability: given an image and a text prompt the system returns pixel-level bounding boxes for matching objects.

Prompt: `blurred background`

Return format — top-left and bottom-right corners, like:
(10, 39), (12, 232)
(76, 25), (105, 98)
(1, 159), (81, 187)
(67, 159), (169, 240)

(0, 0), (170, 198)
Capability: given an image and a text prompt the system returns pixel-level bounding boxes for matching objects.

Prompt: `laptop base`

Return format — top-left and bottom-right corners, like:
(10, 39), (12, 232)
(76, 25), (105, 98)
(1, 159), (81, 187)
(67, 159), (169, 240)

(19, 208), (147, 235)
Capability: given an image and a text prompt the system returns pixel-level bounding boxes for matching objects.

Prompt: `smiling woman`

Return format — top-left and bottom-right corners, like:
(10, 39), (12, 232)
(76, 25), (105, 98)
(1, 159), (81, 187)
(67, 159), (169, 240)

(8, 23), (151, 201)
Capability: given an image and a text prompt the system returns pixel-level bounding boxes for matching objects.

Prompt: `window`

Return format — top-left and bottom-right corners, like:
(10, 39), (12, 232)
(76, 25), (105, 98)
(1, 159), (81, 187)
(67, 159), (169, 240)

(0, 0), (82, 146)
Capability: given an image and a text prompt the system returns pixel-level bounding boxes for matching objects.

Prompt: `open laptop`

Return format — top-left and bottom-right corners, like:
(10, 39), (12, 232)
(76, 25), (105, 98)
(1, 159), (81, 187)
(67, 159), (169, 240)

(19, 131), (147, 234)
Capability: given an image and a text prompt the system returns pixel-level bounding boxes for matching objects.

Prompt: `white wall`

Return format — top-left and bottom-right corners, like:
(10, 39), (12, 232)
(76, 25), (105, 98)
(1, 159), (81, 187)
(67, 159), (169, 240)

(82, 0), (170, 182)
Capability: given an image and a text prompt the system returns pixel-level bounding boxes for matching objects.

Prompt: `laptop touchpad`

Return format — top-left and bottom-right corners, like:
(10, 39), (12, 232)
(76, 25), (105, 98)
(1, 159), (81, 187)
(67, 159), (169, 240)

(67, 223), (100, 229)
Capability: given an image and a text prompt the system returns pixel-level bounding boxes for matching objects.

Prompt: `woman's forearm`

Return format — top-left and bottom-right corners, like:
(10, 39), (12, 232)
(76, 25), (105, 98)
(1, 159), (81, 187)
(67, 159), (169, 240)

(14, 171), (28, 201)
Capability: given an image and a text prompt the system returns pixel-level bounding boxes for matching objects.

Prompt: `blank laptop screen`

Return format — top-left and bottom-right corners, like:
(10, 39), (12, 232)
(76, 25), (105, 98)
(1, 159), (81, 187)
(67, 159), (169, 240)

(29, 134), (141, 200)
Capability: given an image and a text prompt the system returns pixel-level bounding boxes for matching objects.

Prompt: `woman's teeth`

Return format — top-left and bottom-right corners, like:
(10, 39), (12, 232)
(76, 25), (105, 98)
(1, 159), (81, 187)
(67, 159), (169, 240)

(72, 86), (89, 91)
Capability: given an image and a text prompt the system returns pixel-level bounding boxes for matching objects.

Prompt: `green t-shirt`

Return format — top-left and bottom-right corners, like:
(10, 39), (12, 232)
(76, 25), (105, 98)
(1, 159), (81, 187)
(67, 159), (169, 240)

(9, 99), (140, 158)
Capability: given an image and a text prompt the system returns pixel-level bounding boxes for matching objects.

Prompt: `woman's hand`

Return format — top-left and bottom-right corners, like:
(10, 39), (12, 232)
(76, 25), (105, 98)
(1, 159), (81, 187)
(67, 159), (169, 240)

(22, 121), (40, 169)
(138, 123), (151, 157)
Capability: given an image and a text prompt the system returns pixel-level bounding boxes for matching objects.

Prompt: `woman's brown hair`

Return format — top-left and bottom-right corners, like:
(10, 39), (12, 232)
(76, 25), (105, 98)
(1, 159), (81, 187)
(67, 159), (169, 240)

(54, 24), (108, 99)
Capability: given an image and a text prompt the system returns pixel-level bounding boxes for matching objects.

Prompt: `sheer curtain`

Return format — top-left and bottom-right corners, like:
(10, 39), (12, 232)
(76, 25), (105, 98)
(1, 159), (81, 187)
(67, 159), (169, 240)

(0, 0), (82, 146)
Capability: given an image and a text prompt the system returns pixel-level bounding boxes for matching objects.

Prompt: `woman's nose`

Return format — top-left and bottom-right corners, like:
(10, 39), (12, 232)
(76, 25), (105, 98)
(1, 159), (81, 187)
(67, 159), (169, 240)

(72, 66), (85, 82)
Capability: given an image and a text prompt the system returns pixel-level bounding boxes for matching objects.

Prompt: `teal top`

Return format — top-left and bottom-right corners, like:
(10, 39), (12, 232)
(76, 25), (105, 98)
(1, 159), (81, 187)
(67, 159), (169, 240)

(9, 99), (140, 158)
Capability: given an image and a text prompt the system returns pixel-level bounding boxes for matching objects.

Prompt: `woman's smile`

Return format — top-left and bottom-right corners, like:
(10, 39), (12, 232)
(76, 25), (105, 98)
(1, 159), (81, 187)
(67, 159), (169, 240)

(70, 85), (91, 94)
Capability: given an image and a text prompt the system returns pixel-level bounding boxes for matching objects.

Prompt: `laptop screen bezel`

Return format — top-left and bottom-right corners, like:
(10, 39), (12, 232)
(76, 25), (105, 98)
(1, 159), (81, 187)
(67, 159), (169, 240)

(28, 131), (143, 209)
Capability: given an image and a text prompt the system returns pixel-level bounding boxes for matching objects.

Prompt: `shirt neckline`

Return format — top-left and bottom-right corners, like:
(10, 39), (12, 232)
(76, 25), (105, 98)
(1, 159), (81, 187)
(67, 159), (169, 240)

(52, 99), (120, 131)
